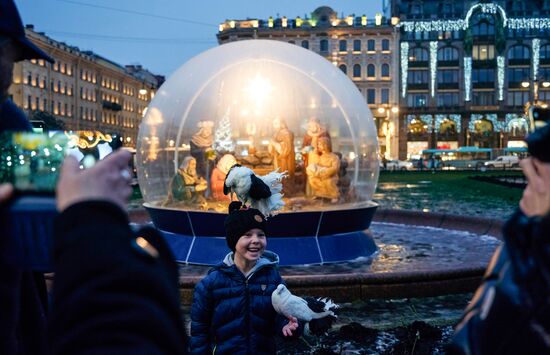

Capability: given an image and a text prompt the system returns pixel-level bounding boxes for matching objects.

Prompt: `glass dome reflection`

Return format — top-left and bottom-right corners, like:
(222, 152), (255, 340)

(137, 40), (379, 213)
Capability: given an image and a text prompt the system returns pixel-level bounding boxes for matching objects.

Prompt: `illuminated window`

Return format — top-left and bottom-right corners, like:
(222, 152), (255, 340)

(472, 45), (495, 61)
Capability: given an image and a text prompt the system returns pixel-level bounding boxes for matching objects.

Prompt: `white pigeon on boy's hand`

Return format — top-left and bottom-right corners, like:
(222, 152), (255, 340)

(271, 284), (338, 322)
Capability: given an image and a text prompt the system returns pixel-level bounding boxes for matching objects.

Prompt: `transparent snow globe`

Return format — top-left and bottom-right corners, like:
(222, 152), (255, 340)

(137, 40), (379, 213)
(136, 40), (379, 265)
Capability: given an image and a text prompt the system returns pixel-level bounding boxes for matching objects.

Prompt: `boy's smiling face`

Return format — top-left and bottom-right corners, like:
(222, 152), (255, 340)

(234, 228), (266, 263)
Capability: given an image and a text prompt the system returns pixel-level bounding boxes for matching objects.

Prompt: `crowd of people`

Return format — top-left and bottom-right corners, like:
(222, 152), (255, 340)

(1, 0), (550, 353)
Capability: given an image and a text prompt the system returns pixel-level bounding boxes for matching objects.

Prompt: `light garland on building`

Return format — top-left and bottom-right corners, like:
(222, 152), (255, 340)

(430, 41), (438, 98)
(533, 38), (540, 81)
(450, 114), (462, 132)
(401, 42), (409, 98)
(420, 114), (434, 131)
(435, 114), (462, 132)
(507, 18), (550, 30)
(464, 57), (472, 102)
(399, 3), (550, 33)
(469, 114), (484, 131)
(468, 114), (505, 131)
(401, 20), (466, 33)
(497, 56), (505, 101)
(505, 113), (528, 133)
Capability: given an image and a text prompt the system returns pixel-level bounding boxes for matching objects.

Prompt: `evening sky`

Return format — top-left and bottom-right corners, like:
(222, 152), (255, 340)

(15, 0), (383, 77)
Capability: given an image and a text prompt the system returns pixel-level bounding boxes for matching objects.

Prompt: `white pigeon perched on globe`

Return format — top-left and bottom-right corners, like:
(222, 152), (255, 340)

(223, 164), (286, 217)
(272, 284), (338, 334)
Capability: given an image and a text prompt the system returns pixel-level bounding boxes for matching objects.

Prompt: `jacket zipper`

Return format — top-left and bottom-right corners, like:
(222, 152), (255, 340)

(245, 277), (251, 355)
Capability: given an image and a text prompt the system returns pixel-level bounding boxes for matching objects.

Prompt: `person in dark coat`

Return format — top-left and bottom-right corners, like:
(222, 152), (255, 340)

(449, 124), (550, 353)
(49, 150), (188, 354)
(190, 201), (302, 354)
(0, 1), (55, 353)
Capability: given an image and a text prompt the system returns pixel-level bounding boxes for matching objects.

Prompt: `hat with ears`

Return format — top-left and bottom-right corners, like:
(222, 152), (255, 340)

(224, 201), (267, 252)
(0, 0), (54, 63)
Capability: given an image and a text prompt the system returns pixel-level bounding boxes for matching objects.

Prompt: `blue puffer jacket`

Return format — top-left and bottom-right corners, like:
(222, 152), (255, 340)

(190, 251), (298, 354)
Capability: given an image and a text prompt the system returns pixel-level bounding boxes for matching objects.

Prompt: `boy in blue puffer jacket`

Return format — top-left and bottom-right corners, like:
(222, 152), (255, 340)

(190, 201), (302, 354)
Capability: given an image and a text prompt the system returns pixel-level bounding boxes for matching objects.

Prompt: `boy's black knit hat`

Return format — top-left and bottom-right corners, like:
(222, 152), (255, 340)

(224, 201), (267, 252)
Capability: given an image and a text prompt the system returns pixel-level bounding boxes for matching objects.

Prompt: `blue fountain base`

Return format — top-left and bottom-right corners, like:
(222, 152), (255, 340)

(145, 203), (378, 266)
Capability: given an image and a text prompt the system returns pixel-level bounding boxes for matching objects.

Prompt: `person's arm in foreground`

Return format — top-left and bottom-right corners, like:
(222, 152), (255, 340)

(49, 150), (187, 354)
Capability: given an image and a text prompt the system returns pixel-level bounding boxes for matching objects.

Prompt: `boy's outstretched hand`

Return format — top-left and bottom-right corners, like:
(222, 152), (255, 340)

(282, 316), (298, 337)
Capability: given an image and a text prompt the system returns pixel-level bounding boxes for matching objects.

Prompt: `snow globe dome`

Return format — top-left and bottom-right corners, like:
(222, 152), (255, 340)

(137, 40), (379, 213)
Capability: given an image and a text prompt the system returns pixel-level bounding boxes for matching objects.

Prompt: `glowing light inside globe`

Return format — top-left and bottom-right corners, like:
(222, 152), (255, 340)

(136, 40), (379, 213)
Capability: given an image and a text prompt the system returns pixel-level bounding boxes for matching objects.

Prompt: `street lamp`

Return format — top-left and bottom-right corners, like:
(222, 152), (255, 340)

(521, 77), (550, 103)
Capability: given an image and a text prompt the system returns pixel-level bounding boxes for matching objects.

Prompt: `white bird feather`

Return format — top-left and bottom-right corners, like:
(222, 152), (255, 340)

(271, 284), (337, 322)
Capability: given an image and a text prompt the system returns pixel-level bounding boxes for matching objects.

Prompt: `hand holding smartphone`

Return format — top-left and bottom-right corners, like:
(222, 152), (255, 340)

(0, 131), (128, 271)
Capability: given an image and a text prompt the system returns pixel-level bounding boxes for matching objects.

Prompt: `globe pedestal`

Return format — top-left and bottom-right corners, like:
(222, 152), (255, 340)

(144, 203), (378, 266)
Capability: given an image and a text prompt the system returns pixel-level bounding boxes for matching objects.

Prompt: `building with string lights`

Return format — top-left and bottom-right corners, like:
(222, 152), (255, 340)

(391, 0), (550, 159)
(217, 6), (401, 159)
(8, 25), (163, 147)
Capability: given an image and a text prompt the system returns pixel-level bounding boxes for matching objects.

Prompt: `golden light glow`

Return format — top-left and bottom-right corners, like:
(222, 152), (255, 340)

(219, 24), (224, 32)
(331, 20), (339, 26)
(346, 16), (353, 26)
(361, 15), (367, 26)
(542, 103), (549, 108)
(375, 13), (382, 26)
(542, 81), (550, 88)
(295, 17), (302, 27)
(268, 17), (274, 28)
(521, 81), (530, 88)
(65, 131), (113, 149)
(244, 74), (273, 106)
(391, 106), (399, 113)
(139, 88), (148, 95)
(282, 17), (287, 27)
(391, 17), (400, 26)
(377, 107), (386, 114)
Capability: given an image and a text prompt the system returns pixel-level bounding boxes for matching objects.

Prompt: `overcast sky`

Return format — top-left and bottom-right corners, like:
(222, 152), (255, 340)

(15, 0), (383, 77)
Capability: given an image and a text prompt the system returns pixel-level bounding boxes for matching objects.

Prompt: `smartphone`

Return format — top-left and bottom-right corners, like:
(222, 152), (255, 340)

(0, 131), (123, 194)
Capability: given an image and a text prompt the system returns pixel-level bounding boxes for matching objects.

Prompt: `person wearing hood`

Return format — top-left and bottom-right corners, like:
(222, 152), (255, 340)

(210, 153), (237, 201)
(190, 201), (302, 354)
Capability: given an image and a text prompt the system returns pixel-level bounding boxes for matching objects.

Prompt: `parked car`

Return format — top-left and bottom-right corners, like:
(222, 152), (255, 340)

(483, 155), (520, 169)
(380, 159), (414, 171)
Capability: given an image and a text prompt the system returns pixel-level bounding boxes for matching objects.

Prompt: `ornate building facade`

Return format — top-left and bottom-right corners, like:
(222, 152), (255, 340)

(217, 6), (401, 159)
(8, 25), (162, 147)
(392, 0), (550, 158)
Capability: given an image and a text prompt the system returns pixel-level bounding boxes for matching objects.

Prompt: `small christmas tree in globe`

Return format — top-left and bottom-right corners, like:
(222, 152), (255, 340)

(214, 108), (234, 153)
